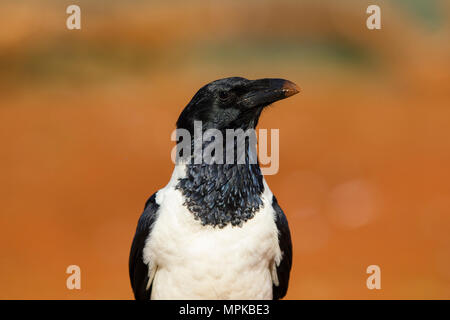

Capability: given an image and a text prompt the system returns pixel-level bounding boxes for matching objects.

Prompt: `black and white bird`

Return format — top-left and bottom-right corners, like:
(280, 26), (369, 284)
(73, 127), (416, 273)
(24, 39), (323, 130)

(129, 77), (299, 300)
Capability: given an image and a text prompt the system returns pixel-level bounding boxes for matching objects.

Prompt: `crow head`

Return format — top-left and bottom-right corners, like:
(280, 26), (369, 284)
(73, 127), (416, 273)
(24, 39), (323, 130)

(176, 77), (299, 133)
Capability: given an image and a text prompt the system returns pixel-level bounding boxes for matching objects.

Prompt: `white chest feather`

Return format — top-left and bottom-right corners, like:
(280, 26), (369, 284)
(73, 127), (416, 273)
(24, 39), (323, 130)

(143, 166), (281, 300)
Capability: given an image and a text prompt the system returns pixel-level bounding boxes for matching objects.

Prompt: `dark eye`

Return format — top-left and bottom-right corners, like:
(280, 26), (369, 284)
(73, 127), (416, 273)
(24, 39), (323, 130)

(218, 91), (230, 101)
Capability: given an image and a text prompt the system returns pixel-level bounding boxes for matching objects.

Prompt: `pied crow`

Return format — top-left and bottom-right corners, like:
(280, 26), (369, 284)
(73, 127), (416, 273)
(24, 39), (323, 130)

(129, 77), (299, 300)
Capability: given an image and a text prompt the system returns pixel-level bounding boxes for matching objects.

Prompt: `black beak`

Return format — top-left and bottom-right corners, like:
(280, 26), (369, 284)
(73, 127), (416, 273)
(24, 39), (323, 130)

(239, 78), (300, 109)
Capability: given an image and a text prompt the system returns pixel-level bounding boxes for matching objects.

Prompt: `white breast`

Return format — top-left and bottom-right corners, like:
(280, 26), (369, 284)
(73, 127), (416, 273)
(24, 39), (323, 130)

(143, 165), (281, 300)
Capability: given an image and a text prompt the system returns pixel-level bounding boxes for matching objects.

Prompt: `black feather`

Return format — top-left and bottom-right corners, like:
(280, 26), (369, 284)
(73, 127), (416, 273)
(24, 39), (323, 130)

(272, 196), (292, 300)
(129, 193), (159, 300)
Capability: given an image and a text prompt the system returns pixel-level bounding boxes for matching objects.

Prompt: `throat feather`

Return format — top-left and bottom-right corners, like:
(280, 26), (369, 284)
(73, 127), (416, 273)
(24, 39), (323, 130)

(175, 163), (264, 227)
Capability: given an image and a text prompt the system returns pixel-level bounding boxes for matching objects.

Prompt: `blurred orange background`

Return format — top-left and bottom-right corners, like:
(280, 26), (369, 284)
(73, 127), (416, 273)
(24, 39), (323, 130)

(1, 0), (449, 299)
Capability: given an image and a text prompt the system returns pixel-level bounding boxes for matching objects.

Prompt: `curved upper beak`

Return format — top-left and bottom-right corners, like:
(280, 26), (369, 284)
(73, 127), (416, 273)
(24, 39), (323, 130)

(239, 78), (300, 108)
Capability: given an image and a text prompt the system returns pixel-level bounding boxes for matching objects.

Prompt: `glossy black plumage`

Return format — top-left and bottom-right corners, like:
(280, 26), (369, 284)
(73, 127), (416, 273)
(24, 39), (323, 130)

(271, 196), (292, 299)
(176, 162), (264, 227)
(129, 193), (158, 300)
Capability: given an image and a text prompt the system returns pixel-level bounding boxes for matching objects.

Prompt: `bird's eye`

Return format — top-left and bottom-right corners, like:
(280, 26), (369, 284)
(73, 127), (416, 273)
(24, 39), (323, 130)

(218, 91), (230, 101)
